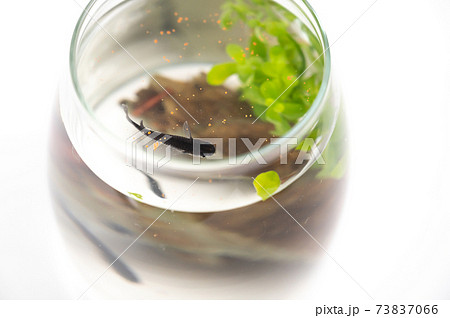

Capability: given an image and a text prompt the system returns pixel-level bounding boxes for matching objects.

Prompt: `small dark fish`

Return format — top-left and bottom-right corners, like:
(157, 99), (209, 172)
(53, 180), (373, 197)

(55, 196), (140, 283)
(121, 105), (216, 157)
(141, 172), (166, 199)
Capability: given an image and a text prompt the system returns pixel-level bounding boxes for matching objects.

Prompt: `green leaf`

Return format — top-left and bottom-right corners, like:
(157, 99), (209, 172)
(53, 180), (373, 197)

(231, 3), (252, 21)
(280, 68), (299, 87)
(249, 35), (267, 58)
(251, 104), (267, 117)
(241, 85), (265, 105)
(226, 44), (246, 63)
(260, 62), (279, 77)
(265, 107), (291, 135)
(236, 63), (254, 82)
(128, 192), (143, 200)
(207, 62), (237, 85)
(278, 34), (306, 70)
(260, 79), (282, 99)
(269, 45), (287, 64)
(253, 171), (281, 201)
(282, 102), (305, 121)
(265, 21), (287, 37)
(220, 10), (234, 28)
(248, 19), (262, 28)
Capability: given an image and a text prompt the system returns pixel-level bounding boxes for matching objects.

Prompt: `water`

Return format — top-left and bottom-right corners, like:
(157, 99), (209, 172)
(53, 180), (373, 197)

(87, 64), (265, 212)
(65, 0), (332, 214)
(48, 95), (347, 298)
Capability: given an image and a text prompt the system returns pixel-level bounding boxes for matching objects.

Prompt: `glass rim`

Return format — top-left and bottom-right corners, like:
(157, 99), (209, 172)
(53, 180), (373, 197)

(69, 0), (332, 167)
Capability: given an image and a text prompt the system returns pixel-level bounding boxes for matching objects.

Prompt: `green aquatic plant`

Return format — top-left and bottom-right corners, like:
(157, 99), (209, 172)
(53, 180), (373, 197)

(208, 0), (344, 201)
(207, 0), (323, 135)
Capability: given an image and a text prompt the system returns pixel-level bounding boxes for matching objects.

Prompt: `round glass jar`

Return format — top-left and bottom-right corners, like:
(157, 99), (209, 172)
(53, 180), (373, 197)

(49, 0), (347, 299)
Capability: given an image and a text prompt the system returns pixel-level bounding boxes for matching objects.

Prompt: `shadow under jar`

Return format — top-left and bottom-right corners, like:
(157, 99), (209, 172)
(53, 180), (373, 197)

(49, 0), (348, 299)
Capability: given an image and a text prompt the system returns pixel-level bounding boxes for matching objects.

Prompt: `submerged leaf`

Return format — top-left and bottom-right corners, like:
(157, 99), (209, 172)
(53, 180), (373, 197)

(128, 192), (143, 200)
(250, 35), (267, 58)
(206, 0), (323, 138)
(207, 62), (237, 85)
(265, 107), (291, 135)
(260, 80), (283, 99)
(226, 44), (246, 63)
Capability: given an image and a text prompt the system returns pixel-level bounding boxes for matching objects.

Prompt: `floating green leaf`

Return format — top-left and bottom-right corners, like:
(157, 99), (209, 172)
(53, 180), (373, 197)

(207, 62), (238, 85)
(253, 171), (281, 201)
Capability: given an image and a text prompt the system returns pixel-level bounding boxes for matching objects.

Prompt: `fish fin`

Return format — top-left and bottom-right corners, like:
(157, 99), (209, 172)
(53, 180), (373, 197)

(121, 104), (142, 131)
(183, 121), (192, 139)
(139, 120), (145, 130)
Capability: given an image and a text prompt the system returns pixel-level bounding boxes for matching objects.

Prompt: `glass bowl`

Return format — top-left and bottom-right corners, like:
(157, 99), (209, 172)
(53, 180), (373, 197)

(49, 0), (347, 299)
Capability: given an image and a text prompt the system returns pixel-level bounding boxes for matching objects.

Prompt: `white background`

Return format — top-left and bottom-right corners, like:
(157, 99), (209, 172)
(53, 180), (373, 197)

(0, 0), (449, 300)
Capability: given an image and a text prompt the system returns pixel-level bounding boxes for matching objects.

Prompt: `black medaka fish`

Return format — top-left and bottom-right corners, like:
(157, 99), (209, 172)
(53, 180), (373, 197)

(55, 195), (140, 283)
(141, 172), (166, 199)
(121, 105), (216, 157)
